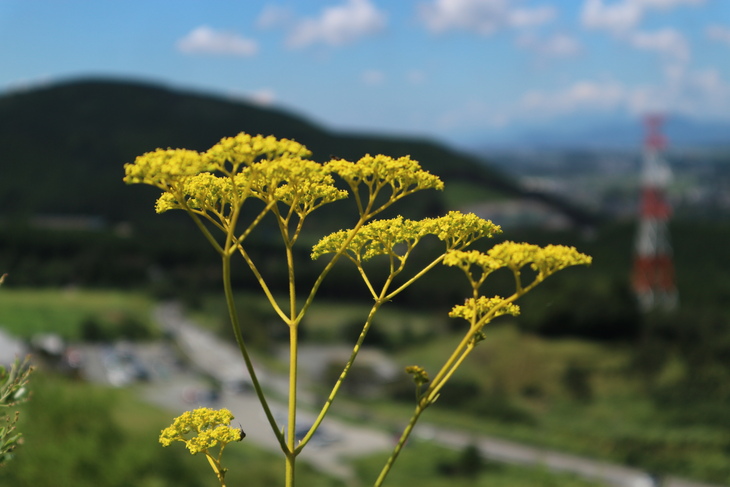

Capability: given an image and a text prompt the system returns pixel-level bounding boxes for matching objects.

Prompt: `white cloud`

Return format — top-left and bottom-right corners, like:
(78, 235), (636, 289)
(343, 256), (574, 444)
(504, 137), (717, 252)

(407, 70), (426, 84)
(517, 33), (582, 58)
(520, 80), (626, 116)
(512, 67), (730, 122)
(581, 0), (642, 33)
(627, 69), (730, 117)
(581, 1), (697, 69)
(361, 69), (385, 85)
(507, 6), (556, 28)
(285, 0), (386, 48)
(419, 0), (555, 36)
(628, 28), (690, 63)
(177, 26), (258, 57)
(706, 24), (730, 46)
(581, 0), (704, 34)
(227, 88), (276, 106)
(257, 5), (294, 29)
(249, 88), (276, 106)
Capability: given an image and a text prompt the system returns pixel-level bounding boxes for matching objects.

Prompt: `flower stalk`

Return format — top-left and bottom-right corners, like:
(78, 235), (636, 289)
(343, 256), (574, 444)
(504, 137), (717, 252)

(125, 132), (591, 487)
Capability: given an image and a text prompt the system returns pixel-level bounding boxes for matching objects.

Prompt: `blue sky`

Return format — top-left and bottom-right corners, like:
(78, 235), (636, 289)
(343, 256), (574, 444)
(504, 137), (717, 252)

(1, 0), (729, 147)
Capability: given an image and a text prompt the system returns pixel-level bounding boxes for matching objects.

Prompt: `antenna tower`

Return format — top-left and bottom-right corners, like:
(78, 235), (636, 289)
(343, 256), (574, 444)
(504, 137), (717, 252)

(632, 115), (677, 311)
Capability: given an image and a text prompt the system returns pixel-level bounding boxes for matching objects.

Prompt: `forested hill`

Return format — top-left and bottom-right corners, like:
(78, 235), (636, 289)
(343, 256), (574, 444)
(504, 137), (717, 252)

(0, 78), (527, 233)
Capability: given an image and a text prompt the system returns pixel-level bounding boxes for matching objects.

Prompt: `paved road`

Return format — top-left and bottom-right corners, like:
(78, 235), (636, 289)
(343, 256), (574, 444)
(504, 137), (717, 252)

(82, 302), (727, 487)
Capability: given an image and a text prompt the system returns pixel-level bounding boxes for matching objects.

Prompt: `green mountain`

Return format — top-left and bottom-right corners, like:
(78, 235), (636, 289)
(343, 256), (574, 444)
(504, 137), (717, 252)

(0, 78), (526, 231)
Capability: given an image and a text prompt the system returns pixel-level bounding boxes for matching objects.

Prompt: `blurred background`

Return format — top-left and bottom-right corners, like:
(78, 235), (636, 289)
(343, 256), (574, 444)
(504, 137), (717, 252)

(1, 1), (729, 486)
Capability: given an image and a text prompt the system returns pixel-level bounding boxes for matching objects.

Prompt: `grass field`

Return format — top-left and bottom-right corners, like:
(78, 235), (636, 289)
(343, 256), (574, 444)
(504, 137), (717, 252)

(0, 288), (155, 340)
(354, 441), (604, 487)
(0, 371), (345, 487)
(1, 288), (728, 485)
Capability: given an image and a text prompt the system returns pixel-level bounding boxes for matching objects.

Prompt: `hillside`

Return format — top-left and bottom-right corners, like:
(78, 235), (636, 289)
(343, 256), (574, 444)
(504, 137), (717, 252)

(0, 78), (524, 234)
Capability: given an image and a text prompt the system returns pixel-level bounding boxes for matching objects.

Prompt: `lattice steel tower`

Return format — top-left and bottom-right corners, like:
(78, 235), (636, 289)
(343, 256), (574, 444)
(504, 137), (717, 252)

(632, 115), (677, 312)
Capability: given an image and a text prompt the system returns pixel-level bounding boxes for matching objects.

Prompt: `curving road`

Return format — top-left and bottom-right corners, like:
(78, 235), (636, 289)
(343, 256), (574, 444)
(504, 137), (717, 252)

(84, 303), (726, 487)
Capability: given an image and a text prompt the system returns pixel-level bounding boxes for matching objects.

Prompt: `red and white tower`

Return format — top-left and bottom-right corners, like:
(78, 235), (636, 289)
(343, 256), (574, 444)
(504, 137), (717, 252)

(632, 115), (677, 312)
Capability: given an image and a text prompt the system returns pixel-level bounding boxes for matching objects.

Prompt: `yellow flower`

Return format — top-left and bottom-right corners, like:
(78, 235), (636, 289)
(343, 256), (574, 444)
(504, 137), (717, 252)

(123, 148), (214, 190)
(312, 216), (428, 261)
(312, 211), (500, 262)
(449, 296), (520, 322)
(325, 154), (444, 197)
(204, 133), (311, 174)
(422, 211), (501, 249)
(442, 250), (504, 284)
(154, 172), (242, 214)
(159, 408), (240, 455)
(486, 241), (592, 279)
(247, 158), (348, 216)
(531, 244), (593, 278)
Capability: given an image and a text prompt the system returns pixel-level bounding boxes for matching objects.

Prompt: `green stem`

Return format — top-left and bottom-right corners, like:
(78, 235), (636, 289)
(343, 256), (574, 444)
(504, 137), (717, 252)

(286, 320), (298, 487)
(205, 451), (226, 487)
(221, 254), (287, 451)
(384, 254), (445, 301)
(374, 404), (426, 487)
(295, 299), (384, 452)
(184, 207), (224, 255)
(236, 247), (289, 323)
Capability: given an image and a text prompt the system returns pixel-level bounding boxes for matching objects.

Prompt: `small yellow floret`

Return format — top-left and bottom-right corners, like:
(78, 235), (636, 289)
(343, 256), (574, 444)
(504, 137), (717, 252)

(325, 154), (444, 195)
(204, 133), (311, 173)
(422, 212), (501, 248)
(449, 296), (520, 322)
(123, 148), (213, 189)
(247, 158), (348, 216)
(312, 216), (428, 261)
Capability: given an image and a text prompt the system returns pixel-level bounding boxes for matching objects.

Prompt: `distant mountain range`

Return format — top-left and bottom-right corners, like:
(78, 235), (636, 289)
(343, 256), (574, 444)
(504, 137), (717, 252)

(470, 115), (730, 151)
(0, 78), (523, 235)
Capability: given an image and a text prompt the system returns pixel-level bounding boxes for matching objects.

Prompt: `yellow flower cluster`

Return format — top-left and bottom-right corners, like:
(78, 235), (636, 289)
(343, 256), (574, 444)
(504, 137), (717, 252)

(155, 172), (239, 213)
(449, 296), (520, 322)
(159, 408), (242, 455)
(124, 148), (215, 190)
(311, 212), (499, 261)
(324, 154), (444, 196)
(126, 133), (451, 224)
(247, 158), (348, 217)
(422, 211), (501, 249)
(311, 216), (427, 261)
(487, 241), (592, 279)
(444, 241), (591, 283)
(530, 244), (594, 277)
(124, 133), (348, 218)
(204, 133), (311, 174)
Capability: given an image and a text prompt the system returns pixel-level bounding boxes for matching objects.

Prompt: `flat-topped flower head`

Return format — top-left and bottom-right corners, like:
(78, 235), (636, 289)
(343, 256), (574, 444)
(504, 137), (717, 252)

(443, 249), (503, 274)
(204, 133), (311, 174)
(313, 212), (500, 262)
(444, 242), (591, 294)
(487, 241), (592, 279)
(312, 216), (428, 261)
(531, 244), (593, 277)
(159, 408), (241, 455)
(449, 296), (520, 322)
(422, 211), (501, 250)
(325, 154), (443, 198)
(155, 172), (240, 214)
(248, 158), (348, 217)
(123, 148), (213, 189)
